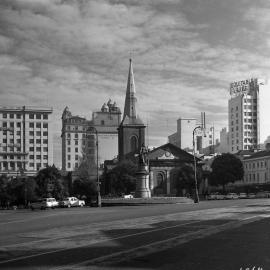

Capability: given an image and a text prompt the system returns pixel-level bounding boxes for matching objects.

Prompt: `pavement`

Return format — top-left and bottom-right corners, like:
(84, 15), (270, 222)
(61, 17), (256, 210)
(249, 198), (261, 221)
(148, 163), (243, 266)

(0, 199), (270, 270)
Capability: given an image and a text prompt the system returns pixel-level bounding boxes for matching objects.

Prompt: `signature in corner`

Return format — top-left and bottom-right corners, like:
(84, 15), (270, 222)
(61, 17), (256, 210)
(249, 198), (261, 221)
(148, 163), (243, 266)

(240, 267), (263, 270)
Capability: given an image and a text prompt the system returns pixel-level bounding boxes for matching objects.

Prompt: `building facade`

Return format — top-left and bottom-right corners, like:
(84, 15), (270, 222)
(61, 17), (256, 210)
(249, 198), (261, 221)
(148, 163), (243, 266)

(228, 78), (269, 153)
(61, 101), (121, 173)
(0, 106), (53, 176)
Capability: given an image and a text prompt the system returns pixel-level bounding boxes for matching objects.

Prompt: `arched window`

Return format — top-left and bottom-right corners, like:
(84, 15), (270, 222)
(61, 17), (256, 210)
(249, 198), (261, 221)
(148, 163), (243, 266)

(130, 135), (138, 152)
(157, 172), (164, 187)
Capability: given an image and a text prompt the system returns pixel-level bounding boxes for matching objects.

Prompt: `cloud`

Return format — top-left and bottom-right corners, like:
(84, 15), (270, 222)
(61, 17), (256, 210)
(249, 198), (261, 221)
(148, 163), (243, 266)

(0, 0), (270, 166)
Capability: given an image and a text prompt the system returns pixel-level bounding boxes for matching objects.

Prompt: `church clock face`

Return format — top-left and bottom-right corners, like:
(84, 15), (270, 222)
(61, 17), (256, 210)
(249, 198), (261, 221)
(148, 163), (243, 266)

(165, 151), (171, 157)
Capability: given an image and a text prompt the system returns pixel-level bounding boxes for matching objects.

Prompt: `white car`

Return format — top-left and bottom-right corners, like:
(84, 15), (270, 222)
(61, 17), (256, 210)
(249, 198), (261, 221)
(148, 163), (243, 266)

(225, 193), (239, 200)
(59, 197), (85, 208)
(123, 194), (134, 199)
(30, 198), (58, 210)
(239, 193), (247, 199)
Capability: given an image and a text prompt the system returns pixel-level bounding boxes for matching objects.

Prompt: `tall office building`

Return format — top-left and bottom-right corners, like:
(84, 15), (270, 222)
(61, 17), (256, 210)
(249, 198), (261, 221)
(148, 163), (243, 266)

(228, 78), (270, 153)
(0, 106), (53, 176)
(61, 101), (121, 173)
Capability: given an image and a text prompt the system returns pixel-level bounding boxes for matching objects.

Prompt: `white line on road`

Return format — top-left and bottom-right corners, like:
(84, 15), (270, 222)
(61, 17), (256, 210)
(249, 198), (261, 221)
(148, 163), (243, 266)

(0, 219), (207, 264)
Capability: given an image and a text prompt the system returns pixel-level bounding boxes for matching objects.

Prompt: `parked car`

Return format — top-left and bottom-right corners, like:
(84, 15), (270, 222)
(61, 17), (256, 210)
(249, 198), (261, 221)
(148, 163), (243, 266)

(59, 197), (85, 208)
(225, 193), (239, 200)
(123, 194), (134, 199)
(30, 198), (58, 210)
(216, 194), (226, 200)
(255, 191), (270, 198)
(207, 193), (217, 200)
(247, 193), (256, 199)
(239, 193), (247, 199)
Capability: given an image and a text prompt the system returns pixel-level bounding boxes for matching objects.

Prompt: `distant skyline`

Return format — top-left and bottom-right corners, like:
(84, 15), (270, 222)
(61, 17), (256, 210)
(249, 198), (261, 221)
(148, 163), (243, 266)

(1, 0), (270, 167)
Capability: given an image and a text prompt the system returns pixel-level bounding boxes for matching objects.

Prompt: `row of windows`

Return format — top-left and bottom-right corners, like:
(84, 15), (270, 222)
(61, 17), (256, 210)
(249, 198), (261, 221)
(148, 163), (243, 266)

(2, 113), (48, 120)
(67, 162), (78, 169)
(29, 131), (48, 136)
(244, 112), (257, 116)
(66, 140), (94, 146)
(245, 161), (267, 170)
(1, 147), (21, 152)
(244, 173), (267, 182)
(29, 163), (48, 168)
(2, 155), (24, 160)
(244, 138), (257, 143)
(244, 119), (256, 123)
(29, 139), (48, 144)
(0, 162), (47, 170)
(66, 133), (95, 139)
(244, 105), (257, 110)
(2, 122), (48, 128)
(29, 147), (48, 152)
(67, 155), (79, 160)
(29, 155), (48, 160)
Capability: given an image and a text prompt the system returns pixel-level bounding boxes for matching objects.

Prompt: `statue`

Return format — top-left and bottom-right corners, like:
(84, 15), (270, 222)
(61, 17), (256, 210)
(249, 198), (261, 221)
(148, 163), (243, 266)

(139, 143), (148, 165)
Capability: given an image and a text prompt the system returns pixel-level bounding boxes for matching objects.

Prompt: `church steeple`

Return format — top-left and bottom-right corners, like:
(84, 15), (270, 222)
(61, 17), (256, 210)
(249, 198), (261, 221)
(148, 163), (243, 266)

(123, 58), (137, 119)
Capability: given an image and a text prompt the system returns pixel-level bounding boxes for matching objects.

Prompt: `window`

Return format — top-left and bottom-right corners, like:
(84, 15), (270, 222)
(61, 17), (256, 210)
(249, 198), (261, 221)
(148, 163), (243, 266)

(29, 131), (34, 136)
(30, 155), (34, 159)
(29, 114), (34, 119)
(43, 114), (48, 120)
(36, 155), (41, 159)
(3, 138), (7, 143)
(75, 133), (78, 139)
(10, 155), (14, 160)
(101, 120), (105, 125)
(36, 114), (41, 119)
(36, 131), (41, 136)
(43, 147), (48, 152)
(68, 163), (71, 168)
(17, 147), (21, 152)
(75, 155), (78, 160)
(75, 140), (78, 145)
(3, 122), (7, 127)
(10, 139), (14, 144)
(16, 114), (21, 119)
(75, 148), (78, 153)
(29, 163), (34, 167)
(43, 163), (48, 167)
(29, 147), (34, 151)
(43, 131), (48, 136)
(29, 123), (34, 128)
(68, 147), (71, 152)
(10, 114), (14, 119)
(16, 131), (20, 135)
(67, 133), (71, 138)
(36, 147), (41, 152)
(36, 139), (41, 144)
(3, 113), (7, 118)
(75, 163), (78, 168)
(43, 123), (48, 128)
(68, 155), (71, 160)
(67, 140), (71, 145)
(36, 123), (41, 128)
(43, 139), (48, 144)
(10, 122), (14, 128)
(16, 139), (20, 144)
(29, 139), (34, 144)
(17, 122), (21, 128)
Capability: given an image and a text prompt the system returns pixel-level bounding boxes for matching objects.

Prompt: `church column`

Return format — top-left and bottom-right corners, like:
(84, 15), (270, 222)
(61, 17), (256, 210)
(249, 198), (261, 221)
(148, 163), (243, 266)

(166, 170), (170, 195)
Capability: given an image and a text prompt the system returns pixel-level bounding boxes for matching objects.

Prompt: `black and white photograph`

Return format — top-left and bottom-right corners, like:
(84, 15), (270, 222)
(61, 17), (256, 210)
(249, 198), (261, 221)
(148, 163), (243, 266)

(0, 0), (270, 269)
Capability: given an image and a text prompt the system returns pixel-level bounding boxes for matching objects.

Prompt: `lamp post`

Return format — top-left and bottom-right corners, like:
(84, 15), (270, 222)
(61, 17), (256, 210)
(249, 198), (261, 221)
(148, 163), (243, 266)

(89, 127), (101, 207)
(192, 126), (202, 204)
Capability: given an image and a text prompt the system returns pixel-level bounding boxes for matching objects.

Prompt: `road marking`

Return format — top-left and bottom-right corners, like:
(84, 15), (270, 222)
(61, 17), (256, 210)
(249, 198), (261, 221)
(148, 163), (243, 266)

(0, 219), (209, 264)
(54, 214), (270, 270)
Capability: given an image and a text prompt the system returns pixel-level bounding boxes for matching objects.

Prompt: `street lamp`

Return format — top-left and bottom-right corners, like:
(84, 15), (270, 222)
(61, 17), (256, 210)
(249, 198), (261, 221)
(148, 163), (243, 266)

(89, 127), (101, 207)
(192, 126), (203, 204)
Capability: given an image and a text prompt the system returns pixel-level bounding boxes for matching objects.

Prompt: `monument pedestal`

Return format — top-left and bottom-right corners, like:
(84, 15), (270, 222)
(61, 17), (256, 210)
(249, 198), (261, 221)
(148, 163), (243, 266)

(135, 165), (151, 198)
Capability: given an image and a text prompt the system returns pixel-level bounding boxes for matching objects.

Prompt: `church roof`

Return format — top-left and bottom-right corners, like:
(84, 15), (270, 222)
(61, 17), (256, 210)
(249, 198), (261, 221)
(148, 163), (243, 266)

(147, 143), (201, 163)
(121, 114), (145, 126)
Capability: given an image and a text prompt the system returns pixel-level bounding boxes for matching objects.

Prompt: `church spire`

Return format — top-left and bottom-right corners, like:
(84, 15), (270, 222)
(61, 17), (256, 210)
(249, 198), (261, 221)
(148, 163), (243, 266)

(123, 58), (137, 119)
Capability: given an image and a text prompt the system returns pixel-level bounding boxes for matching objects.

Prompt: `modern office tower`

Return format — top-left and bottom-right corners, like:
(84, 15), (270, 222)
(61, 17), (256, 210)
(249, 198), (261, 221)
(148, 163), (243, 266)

(61, 101), (121, 172)
(0, 106), (53, 176)
(218, 127), (229, 153)
(228, 78), (269, 153)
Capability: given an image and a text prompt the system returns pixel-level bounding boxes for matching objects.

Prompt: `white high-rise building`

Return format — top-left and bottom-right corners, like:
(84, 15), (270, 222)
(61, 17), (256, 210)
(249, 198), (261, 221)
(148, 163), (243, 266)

(0, 106), (53, 176)
(228, 78), (270, 153)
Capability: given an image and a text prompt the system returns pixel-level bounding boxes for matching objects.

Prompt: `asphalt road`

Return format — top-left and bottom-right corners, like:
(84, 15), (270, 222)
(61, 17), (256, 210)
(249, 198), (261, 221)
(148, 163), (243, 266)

(0, 199), (270, 270)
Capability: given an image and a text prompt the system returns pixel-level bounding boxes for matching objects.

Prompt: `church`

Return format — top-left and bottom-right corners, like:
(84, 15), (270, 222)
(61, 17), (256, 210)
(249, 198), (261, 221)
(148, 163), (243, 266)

(107, 59), (201, 196)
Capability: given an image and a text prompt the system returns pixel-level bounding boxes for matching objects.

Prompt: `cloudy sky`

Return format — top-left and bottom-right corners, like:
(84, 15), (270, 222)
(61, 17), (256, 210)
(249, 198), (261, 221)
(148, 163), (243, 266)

(1, 0), (270, 167)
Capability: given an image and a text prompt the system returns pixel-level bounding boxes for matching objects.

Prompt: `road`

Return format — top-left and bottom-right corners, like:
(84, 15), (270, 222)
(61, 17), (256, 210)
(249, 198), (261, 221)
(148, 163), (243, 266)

(0, 199), (270, 269)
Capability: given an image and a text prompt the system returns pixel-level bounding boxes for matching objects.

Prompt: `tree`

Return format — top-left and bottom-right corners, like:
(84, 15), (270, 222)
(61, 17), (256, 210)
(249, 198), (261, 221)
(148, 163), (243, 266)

(104, 160), (137, 195)
(36, 165), (67, 199)
(209, 153), (244, 192)
(174, 164), (202, 197)
(0, 175), (10, 208)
